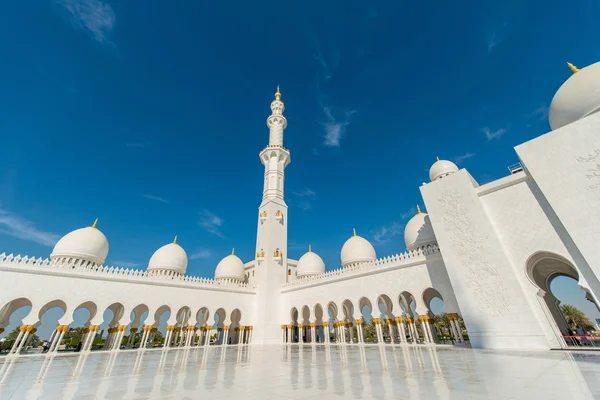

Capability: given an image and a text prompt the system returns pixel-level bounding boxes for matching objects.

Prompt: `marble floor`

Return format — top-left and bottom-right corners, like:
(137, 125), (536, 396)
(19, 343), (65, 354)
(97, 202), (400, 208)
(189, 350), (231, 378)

(0, 345), (599, 399)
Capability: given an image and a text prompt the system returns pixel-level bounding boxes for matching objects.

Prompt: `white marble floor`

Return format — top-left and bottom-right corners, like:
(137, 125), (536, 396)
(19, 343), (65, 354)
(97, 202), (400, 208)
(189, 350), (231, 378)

(0, 345), (598, 399)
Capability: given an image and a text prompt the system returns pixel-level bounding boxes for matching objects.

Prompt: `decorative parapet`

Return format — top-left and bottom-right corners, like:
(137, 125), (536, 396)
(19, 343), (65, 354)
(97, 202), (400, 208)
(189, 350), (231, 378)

(0, 252), (256, 292)
(281, 244), (441, 291)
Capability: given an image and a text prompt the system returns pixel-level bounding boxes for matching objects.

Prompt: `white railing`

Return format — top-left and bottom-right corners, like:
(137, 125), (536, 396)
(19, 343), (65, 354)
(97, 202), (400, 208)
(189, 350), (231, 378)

(0, 253), (254, 290)
(282, 244), (441, 288)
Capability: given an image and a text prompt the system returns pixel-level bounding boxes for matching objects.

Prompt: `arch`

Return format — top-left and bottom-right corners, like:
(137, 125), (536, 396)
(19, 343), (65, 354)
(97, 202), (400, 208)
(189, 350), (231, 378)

(377, 294), (394, 317)
(196, 307), (209, 327)
(526, 251), (598, 348)
(290, 307), (299, 323)
(175, 306), (192, 327)
(213, 308), (227, 345)
(399, 291), (416, 317)
(229, 309), (242, 344)
(72, 301), (98, 326)
(129, 304), (149, 329)
(153, 305), (171, 328)
(0, 298), (33, 329)
(422, 288), (444, 314)
(101, 302), (125, 327)
(313, 303), (324, 324)
(38, 299), (68, 321)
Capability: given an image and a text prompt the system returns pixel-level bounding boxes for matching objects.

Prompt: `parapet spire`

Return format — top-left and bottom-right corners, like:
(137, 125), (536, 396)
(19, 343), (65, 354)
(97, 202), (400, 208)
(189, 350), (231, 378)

(417, 205), (422, 214)
(275, 85), (281, 100)
(353, 228), (357, 236)
(92, 218), (98, 229)
(308, 244), (312, 252)
(567, 62), (579, 74)
(173, 235), (178, 244)
(232, 248), (235, 255)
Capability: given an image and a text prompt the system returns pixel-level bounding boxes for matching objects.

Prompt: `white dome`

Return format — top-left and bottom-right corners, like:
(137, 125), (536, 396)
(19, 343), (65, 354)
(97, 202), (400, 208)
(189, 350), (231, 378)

(297, 247), (325, 277)
(147, 240), (188, 276)
(215, 252), (245, 281)
(51, 222), (109, 265)
(429, 158), (459, 182)
(549, 62), (600, 131)
(404, 208), (436, 251)
(341, 231), (376, 267)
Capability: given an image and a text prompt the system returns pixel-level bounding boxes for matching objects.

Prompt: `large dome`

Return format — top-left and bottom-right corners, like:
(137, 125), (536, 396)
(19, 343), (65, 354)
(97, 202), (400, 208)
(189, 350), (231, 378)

(50, 220), (109, 265)
(429, 158), (458, 182)
(549, 62), (600, 131)
(341, 230), (376, 267)
(404, 207), (436, 251)
(297, 247), (325, 277)
(215, 251), (245, 281)
(147, 238), (188, 276)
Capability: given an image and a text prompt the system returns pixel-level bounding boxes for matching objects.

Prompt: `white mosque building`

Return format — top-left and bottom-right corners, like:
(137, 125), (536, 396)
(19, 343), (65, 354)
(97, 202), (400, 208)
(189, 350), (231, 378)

(1, 62), (600, 356)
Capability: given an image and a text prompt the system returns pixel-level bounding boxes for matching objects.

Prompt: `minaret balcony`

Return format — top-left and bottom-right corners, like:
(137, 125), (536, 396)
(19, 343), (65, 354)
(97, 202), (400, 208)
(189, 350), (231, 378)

(274, 210), (283, 222)
(273, 250), (283, 262)
(259, 211), (267, 223)
(256, 250), (265, 262)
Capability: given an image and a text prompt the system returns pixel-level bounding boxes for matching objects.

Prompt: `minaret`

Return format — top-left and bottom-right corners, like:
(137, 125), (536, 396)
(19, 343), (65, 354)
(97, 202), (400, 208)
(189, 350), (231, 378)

(253, 86), (291, 344)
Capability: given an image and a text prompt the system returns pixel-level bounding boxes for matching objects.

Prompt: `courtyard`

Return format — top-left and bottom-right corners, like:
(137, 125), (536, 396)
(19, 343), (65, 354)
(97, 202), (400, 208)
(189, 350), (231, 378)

(0, 345), (598, 399)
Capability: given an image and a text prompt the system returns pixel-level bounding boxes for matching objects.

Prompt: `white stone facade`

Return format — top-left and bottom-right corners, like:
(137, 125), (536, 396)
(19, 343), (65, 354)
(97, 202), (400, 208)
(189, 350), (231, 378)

(2, 64), (600, 355)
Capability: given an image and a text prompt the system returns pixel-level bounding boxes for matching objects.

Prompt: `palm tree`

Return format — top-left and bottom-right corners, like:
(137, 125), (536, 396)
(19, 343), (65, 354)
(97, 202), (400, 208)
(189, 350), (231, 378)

(560, 304), (594, 332)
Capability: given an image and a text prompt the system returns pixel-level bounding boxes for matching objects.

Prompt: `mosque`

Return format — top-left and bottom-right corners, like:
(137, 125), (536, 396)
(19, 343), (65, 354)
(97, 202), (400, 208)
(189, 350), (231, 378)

(1, 61), (600, 356)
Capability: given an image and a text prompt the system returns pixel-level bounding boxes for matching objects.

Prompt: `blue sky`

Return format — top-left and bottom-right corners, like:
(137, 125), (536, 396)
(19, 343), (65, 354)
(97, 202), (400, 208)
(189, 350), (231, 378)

(1, 0), (600, 338)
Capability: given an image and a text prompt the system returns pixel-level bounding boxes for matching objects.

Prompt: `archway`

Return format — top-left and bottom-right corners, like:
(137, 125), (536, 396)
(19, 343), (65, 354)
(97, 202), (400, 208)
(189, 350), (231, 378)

(152, 305), (171, 347)
(127, 304), (149, 348)
(0, 298), (34, 353)
(326, 302), (338, 342)
(38, 300), (68, 351)
(290, 307), (299, 343)
(399, 291), (420, 343)
(213, 308), (226, 345)
(313, 304), (324, 343)
(229, 309), (242, 344)
(358, 297), (375, 343)
(527, 252), (599, 347)
(301, 305), (310, 342)
(341, 299), (355, 343)
(377, 294), (395, 343)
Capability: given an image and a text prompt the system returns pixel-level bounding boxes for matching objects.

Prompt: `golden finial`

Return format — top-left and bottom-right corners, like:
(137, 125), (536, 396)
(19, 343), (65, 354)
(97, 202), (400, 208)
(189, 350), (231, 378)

(567, 62), (579, 74)
(173, 235), (177, 244)
(92, 218), (98, 228)
(232, 248), (235, 255)
(275, 85), (281, 99)
(417, 205), (422, 214)
(436, 156), (440, 161)
(353, 228), (357, 236)
(308, 244), (312, 252)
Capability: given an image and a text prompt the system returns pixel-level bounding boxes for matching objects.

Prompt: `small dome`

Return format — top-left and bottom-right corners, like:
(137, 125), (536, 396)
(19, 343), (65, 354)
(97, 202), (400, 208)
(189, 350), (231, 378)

(215, 251), (245, 281)
(51, 221), (109, 265)
(429, 158), (458, 182)
(549, 61), (600, 130)
(341, 230), (376, 267)
(297, 247), (325, 277)
(404, 207), (436, 251)
(147, 239), (188, 276)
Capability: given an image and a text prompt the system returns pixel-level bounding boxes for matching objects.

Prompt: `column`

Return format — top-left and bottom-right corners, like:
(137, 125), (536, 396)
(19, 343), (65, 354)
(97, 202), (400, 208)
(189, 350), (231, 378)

(51, 325), (68, 353)
(164, 326), (173, 348)
(148, 328), (157, 347)
(247, 326), (253, 344)
(348, 323), (355, 344)
(310, 323), (316, 344)
(223, 326), (230, 346)
(205, 327), (212, 347)
(323, 322), (330, 343)
(428, 319), (438, 344)
(386, 319), (394, 344)
(406, 318), (415, 343)
(298, 324), (304, 344)
(281, 325), (286, 343)
(374, 318), (384, 344)
(355, 320), (364, 343)
(395, 317), (407, 343)
(8, 326), (26, 355)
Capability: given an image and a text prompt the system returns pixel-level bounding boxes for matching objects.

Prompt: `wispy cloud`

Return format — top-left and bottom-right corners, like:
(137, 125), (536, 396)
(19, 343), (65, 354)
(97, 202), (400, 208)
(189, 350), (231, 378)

(487, 33), (501, 54)
(482, 127), (508, 141)
(291, 188), (317, 211)
(322, 107), (355, 147)
(112, 260), (140, 268)
(373, 222), (404, 245)
(125, 142), (151, 149)
(0, 209), (60, 247)
(190, 248), (213, 260)
(529, 106), (549, 121)
(142, 194), (169, 204)
(399, 207), (417, 220)
(58, 0), (116, 44)
(454, 152), (476, 165)
(198, 210), (225, 238)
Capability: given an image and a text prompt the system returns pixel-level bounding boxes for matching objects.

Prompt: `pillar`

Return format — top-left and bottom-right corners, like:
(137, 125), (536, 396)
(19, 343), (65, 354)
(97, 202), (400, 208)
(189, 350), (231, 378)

(248, 326), (253, 344)
(164, 326), (174, 348)
(51, 325), (68, 353)
(8, 326), (26, 355)
(223, 326), (230, 345)
(323, 322), (330, 343)
(395, 317), (407, 343)
(128, 328), (138, 348)
(373, 318), (384, 344)
(310, 323), (316, 344)
(348, 323), (355, 344)
(298, 324), (304, 344)
(386, 319), (394, 344)
(355, 320), (364, 343)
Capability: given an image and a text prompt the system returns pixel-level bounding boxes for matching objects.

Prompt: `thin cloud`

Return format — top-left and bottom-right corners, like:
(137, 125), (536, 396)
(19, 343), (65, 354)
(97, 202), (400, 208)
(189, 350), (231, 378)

(373, 222), (404, 245)
(483, 127), (508, 141)
(529, 106), (549, 121)
(125, 142), (151, 149)
(0, 209), (60, 247)
(454, 152), (476, 165)
(322, 107), (354, 147)
(291, 188), (317, 211)
(399, 207), (417, 220)
(198, 210), (225, 238)
(58, 0), (116, 43)
(112, 260), (140, 268)
(190, 249), (213, 260)
(292, 188), (316, 200)
(142, 194), (169, 204)
(487, 33), (501, 54)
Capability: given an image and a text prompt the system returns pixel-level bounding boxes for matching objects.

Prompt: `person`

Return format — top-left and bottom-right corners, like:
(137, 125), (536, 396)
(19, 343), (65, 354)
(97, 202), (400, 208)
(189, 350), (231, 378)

(75, 341), (83, 352)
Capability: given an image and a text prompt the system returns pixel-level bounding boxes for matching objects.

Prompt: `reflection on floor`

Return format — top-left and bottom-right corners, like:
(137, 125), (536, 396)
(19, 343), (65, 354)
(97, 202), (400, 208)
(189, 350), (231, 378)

(0, 345), (599, 399)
